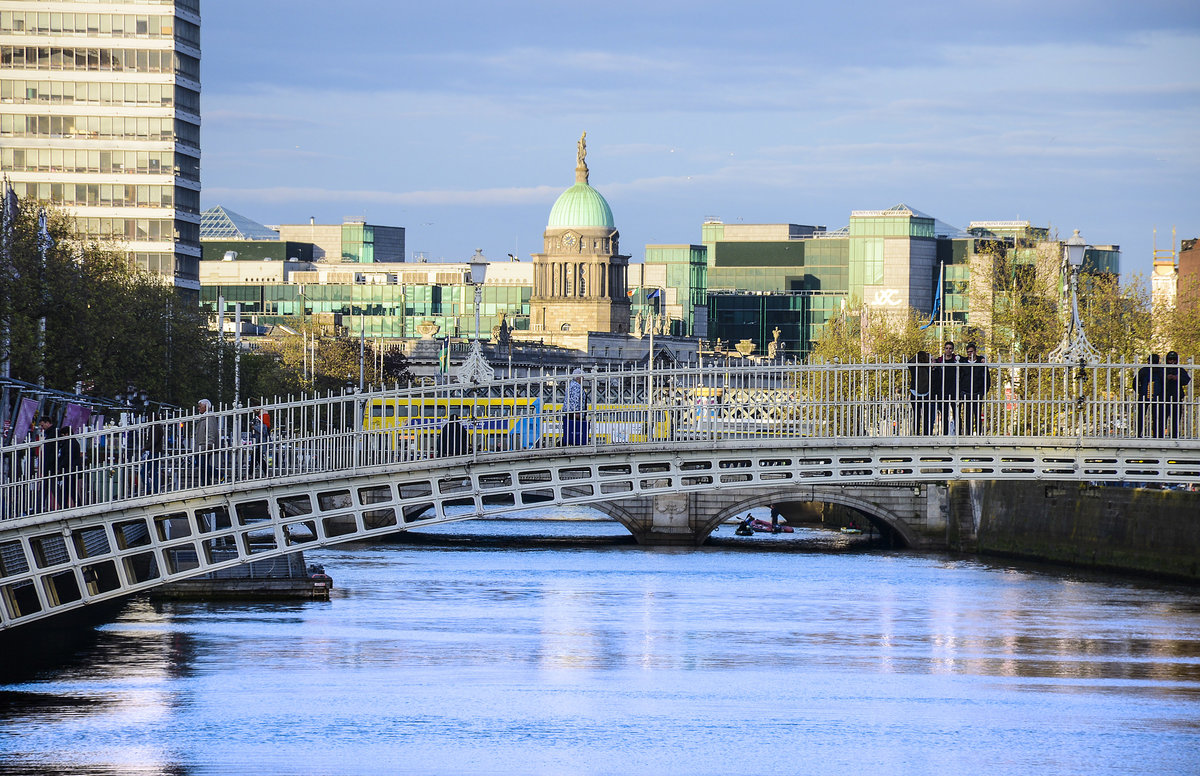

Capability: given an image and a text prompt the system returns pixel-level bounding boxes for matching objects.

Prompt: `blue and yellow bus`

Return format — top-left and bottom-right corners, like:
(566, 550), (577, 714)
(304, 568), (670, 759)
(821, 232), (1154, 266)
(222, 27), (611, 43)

(362, 395), (673, 450)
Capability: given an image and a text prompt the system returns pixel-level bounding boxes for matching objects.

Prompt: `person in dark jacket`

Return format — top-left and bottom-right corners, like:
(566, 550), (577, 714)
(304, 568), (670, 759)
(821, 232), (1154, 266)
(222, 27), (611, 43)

(908, 350), (934, 435)
(1134, 354), (1161, 438)
(934, 341), (960, 434)
(959, 342), (990, 435)
(1160, 351), (1191, 438)
(437, 413), (471, 457)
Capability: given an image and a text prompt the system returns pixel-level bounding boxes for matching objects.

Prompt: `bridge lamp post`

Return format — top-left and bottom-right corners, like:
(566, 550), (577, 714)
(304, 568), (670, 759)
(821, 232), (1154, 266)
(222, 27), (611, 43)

(456, 250), (495, 384)
(1049, 230), (1100, 364)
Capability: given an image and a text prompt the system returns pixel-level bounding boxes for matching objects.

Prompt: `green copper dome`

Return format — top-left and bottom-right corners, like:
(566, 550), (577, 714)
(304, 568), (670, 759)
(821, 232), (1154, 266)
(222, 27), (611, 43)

(547, 182), (615, 230)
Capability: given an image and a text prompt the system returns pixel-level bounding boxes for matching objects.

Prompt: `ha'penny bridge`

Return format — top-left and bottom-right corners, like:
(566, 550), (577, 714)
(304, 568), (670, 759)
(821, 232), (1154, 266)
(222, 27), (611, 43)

(1, 359), (1197, 631)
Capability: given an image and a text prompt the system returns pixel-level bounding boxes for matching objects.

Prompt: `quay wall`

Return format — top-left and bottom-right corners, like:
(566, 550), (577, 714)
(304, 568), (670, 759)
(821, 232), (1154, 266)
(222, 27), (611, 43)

(957, 482), (1200, 582)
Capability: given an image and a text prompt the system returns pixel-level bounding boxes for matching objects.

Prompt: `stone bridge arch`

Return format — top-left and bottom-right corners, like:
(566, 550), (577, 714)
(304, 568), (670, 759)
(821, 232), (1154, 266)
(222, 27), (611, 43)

(586, 484), (931, 547)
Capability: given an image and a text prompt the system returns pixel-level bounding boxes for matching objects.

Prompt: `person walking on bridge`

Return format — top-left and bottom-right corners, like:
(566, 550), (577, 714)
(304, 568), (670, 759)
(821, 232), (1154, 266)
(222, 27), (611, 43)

(565, 368), (588, 446)
(193, 399), (221, 486)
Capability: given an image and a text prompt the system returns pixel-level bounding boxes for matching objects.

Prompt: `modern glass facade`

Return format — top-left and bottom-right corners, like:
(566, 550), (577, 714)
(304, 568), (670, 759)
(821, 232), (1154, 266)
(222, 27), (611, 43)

(0, 1), (202, 291)
(201, 282), (531, 340)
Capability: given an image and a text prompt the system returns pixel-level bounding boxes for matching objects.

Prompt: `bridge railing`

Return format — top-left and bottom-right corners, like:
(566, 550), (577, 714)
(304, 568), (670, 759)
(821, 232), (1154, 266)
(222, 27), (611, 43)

(0, 358), (1193, 520)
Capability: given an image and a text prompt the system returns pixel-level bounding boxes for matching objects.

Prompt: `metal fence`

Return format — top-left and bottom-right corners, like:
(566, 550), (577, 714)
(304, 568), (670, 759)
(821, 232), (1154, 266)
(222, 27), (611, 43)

(1, 358), (1194, 520)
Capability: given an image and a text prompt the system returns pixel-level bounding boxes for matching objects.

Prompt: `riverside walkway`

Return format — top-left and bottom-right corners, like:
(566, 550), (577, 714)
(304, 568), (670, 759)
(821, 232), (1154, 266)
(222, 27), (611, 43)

(1, 359), (1196, 630)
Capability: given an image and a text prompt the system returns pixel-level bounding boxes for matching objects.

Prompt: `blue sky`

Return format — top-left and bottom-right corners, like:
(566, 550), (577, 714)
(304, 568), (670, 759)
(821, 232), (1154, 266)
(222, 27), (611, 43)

(200, 0), (1200, 280)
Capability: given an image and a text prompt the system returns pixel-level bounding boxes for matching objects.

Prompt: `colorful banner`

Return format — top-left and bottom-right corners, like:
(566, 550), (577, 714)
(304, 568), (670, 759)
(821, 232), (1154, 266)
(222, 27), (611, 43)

(62, 403), (92, 432)
(13, 398), (37, 444)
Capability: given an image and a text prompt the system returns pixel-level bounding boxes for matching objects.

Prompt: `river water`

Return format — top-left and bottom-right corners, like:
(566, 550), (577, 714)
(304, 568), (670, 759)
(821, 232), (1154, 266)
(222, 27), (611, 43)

(1, 507), (1199, 776)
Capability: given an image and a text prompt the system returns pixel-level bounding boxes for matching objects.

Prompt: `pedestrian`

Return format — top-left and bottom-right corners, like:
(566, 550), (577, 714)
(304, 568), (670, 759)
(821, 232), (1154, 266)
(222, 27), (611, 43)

(437, 412), (470, 457)
(934, 341), (960, 434)
(908, 350), (934, 435)
(193, 399), (221, 486)
(141, 411), (167, 494)
(1160, 351), (1191, 439)
(564, 368), (588, 445)
(36, 416), (61, 511)
(960, 342), (990, 435)
(57, 423), (84, 508)
(1135, 354), (1160, 438)
(249, 401), (271, 474)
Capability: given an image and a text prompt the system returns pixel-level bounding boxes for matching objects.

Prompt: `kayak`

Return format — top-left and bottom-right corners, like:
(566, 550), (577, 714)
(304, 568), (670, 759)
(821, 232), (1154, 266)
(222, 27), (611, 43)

(840, 527), (863, 534)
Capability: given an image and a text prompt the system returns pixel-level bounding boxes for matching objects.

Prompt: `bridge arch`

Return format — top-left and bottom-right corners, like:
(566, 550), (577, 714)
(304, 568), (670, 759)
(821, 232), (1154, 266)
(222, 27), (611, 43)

(689, 486), (921, 547)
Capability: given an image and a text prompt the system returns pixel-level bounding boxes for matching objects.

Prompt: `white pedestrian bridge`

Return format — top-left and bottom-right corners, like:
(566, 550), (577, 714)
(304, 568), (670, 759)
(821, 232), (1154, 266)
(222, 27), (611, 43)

(1, 359), (1196, 630)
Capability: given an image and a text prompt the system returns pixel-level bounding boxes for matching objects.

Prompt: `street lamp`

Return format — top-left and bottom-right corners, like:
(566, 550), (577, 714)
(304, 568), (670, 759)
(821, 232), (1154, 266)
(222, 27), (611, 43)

(468, 249), (488, 342)
(456, 250), (495, 383)
(1049, 229), (1100, 363)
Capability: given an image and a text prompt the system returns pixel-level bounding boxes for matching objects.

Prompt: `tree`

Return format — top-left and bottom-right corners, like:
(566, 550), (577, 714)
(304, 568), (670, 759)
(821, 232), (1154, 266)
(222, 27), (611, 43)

(1076, 273), (1151, 360)
(0, 199), (222, 406)
(967, 238), (1062, 360)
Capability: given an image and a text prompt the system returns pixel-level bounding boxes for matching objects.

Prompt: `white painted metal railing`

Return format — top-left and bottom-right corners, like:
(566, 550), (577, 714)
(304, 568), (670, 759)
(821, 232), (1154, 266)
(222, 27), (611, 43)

(0, 358), (1195, 522)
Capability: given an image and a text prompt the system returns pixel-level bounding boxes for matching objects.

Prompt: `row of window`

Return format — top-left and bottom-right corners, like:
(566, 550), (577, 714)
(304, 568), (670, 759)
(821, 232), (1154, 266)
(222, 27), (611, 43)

(0, 47), (199, 81)
(58, 0), (195, 9)
(134, 251), (196, 281)
(1, 79), (199, 113)
(10, 181), (199, 214)
(0, 12), (199, 47)
(0, 114), (200, 146)
(74, 217), (199, 244)
(2, 147), (199, 181)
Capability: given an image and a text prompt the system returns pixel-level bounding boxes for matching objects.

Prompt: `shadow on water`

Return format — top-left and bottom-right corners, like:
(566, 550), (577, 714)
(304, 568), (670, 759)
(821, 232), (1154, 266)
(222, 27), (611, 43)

(0, 596), (139, 684)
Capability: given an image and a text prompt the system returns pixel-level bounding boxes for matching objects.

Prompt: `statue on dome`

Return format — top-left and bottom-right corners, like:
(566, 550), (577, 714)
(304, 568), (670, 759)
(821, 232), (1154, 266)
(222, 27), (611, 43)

(576, 132), (589, 183)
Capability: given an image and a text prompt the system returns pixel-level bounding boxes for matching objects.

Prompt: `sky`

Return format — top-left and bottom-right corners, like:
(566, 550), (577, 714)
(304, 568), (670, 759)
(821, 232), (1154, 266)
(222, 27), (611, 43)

(200, 0), (1200, 281)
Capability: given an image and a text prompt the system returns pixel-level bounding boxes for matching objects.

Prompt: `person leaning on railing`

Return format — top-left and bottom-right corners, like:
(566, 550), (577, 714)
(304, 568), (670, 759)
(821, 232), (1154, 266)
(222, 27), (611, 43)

(960, 342), (990, 435)
(933, 342), (961, 434)
(908, 350), (934, 435)
(1160, 351), (1192, 439)
(1135, 354), (1160, 438)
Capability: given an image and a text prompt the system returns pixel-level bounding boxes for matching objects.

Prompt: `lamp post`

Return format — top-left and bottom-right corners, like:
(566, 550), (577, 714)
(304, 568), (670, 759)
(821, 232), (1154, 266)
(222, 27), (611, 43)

(1049, 229), (1100, 363)
(469, 249), (487, 342)
(456, 250), (495, 383)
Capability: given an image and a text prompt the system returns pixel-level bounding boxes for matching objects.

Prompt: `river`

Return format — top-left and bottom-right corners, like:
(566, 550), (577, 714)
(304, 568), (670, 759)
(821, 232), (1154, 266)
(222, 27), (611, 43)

(1, 507), (1198, 776)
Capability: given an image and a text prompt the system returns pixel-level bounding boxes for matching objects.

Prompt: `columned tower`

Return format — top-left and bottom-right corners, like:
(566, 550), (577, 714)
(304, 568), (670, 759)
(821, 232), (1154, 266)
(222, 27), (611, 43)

(530, 133), (630, 334)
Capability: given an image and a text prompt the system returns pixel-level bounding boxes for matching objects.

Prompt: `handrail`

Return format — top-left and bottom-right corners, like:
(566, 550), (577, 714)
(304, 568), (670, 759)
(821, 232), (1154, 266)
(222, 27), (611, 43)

(1, 359), (1194, 521)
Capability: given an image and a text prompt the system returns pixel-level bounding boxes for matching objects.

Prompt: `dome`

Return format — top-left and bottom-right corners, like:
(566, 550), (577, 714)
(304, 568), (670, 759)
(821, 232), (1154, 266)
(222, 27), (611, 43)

(547, 183), (615, 230)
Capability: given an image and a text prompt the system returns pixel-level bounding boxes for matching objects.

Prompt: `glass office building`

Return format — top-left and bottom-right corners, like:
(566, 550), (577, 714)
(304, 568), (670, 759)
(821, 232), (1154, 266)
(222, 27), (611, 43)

(0, 1), (203, 291)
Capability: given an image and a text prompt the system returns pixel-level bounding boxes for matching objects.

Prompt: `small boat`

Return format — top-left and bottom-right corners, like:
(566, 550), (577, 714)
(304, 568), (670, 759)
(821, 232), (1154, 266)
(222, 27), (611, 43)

(840, 526), (863, 535)
(748, 518), (793, 534)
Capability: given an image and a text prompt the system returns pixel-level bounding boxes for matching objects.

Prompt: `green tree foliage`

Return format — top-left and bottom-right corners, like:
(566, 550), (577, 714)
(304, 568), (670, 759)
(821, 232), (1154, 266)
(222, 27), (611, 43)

(0, 200), (219, 405)
(252, 320), (413, 397)
(1076, 273), (1151, 360)
(967, 239), (1061, 360)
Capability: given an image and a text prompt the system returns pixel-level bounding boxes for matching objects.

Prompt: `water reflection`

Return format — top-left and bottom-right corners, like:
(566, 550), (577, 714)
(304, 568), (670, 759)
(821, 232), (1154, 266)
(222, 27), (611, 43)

(1, 514), (1198, 775)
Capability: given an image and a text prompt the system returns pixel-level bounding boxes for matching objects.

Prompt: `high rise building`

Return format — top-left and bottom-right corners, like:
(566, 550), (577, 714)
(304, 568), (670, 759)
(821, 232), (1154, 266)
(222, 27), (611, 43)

(0, 1), (202, 293)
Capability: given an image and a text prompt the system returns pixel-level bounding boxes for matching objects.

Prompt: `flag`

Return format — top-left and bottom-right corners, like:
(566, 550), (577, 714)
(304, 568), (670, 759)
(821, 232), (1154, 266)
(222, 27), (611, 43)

(646, 288), (660, 299)
(920, 264), (943, 331)
(438, 336), (450, 374)
(627, 286), (639, 298)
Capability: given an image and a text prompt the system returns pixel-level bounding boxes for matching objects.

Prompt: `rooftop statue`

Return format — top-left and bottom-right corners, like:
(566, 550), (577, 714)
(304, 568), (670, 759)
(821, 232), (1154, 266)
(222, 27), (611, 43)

(576, 131), (589, 183)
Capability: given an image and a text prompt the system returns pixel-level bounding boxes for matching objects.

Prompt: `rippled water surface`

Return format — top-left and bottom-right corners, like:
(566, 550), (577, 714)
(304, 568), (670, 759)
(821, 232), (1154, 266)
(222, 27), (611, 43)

(2, 510), (1199, 776)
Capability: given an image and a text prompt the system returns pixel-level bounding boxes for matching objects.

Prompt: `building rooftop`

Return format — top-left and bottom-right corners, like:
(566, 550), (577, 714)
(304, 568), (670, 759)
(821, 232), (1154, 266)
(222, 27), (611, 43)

(201, 206), (280, 241)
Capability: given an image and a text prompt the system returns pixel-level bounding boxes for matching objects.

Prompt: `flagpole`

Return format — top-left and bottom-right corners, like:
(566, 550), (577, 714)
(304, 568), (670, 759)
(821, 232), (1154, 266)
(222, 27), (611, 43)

(36, 208), (49, 388)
